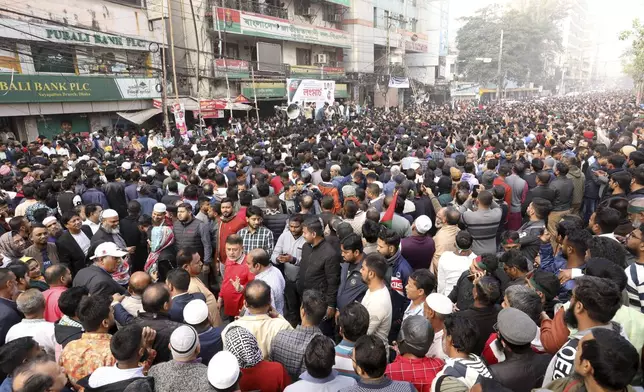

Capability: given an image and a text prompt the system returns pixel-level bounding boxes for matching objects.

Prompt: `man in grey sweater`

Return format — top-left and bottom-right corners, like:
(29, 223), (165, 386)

(460, 190), (502, 255)
(148, 325), (216, 392)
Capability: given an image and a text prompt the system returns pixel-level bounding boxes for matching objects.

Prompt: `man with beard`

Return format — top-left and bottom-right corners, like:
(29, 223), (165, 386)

(87, 209), (132, 286)
(625, 224), (644, 312)
(542, 329), (639, 392)
(337, 233), (368, 314)
(24, 223), (59, 271)
(43, 216), (63, 243)
(359, 253), (392, 345)
(41, 264), (71, 322)
(542, 276), (623, 386)
(174, 203), (213, 284)
(214, 198), (246, 276)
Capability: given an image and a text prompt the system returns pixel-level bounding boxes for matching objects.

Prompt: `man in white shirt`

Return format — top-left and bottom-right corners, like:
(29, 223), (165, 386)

(360, 253), (392, 344)
(437, 231), (477, 296)
(6, 289), (56, 356)
(83, 324), (156, 390)
(83, 204), (102, 235)
(247, 248), (285, 315)
(423, 293), (453, 360)
(403, 269), (435, 321)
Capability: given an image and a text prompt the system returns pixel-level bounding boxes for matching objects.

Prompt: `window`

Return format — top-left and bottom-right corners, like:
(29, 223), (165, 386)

(295, 0), (311, 16)
(323, 4), (337, 22)
(296, 48), (311, 66)
(324, 51), (337, 66)
(32, 45), (76, 73)
(226, 43), (239, 59)
(410, 18), (417, 32)
(373, 7), (378, 28)
(126, 52), (150, 76)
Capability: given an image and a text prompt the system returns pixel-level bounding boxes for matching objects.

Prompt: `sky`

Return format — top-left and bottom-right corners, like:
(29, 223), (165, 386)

(447, 0), (644, 77)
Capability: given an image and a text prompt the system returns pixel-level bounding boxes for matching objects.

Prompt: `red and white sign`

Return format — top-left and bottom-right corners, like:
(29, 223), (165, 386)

(286, 79), (335, 106)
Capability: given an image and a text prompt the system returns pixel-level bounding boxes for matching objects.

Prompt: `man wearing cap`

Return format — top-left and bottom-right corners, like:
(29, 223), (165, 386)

(207, 351), (242, 392)
(151, 203), (169, 228)
(183, 299), (223, 366)
(488, 308), (552, 392)
(386, 315), (444, 392)
(401, 215), (435, 270)
(88, 208), (132, 286)
(73, 241), (128, 297)
(424, 293), (453, 360)
(148, 325), (215, 392)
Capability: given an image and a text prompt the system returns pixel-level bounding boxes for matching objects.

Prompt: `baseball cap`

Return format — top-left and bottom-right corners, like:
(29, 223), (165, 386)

(90, 242), (128, 260)
(425, 293), (453, 315)
(414, 215), (432, 234)
(208, 351), (240, 389)
(170, 325), (200, 360)
(183, 299), (209, 325)
(496, 307), (537, 346)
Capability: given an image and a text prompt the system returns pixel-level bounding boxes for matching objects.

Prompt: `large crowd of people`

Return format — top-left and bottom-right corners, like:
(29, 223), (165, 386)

(0, 92), (642, 392)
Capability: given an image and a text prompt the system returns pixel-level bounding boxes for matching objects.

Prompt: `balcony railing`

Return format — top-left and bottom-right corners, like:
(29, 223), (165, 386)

(210, 0), (289, 19)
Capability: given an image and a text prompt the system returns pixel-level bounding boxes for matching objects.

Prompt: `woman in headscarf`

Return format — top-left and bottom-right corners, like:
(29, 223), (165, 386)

(0, 231), (26, 266)
(144, 226), (176, 282)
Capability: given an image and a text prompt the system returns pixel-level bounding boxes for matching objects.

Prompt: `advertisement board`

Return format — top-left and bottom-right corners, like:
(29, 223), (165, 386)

(173, 103), (187, 134)
(215, 8), (350, 48)
(0, 74), (161, 103)
(287, 79), (335, 106)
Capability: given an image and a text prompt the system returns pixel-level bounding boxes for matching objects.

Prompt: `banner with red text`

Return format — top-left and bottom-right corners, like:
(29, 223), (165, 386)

(286, 79), (335, 106)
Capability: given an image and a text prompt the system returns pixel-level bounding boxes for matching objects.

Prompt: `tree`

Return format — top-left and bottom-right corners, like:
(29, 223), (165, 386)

(620, 18), (644, 105)
(455, 2), (565, 89)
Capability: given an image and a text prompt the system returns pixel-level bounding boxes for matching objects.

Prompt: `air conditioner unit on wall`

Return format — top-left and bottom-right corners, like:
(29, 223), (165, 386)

(332, 14), (342, 22)
(315, 54), (328, 64)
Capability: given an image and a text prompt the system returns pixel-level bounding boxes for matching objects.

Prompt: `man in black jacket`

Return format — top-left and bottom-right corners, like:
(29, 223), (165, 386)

(120, 201), (148, 273)
(489, 308), (552, 392)
(297, 217), (341, 335)
(112, 283), (183, 364)
(102, 166), (128, 218)
(521, 171), (555, 216)
(56, 212), (94, 276)
(263, 195), (288, 244)
(164, 268), (206, 323)
(73, 242), (127, 297)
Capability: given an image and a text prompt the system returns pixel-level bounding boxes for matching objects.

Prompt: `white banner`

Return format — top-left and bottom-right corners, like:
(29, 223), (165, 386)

(388, 77), (410, 88)
(172, 103), (187, 135)
(114, 78), (162, 99)
(287, 79), (335, 106)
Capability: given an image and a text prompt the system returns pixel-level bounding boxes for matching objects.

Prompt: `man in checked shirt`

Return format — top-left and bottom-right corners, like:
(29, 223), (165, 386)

(238, 206), (274, 256)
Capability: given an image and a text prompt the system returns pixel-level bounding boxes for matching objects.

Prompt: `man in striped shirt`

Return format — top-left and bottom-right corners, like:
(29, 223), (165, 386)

(625, 224), (644, 312)
(334, 302), (370, 380)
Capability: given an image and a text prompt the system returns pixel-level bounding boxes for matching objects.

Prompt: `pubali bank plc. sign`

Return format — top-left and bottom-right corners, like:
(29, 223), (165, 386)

(45, 28), (148, 49)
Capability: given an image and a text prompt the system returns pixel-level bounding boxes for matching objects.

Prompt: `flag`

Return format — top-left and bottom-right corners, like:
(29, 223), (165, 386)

(380, 191), (398, 229)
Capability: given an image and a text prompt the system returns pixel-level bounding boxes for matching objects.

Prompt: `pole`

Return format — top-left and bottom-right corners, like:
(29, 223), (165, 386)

(166, 0), (180, 101)
(385, 17), (391, 111)
(160, 0), (170, 134)
(250, 65), (260, 125)
(496, 29), (503, 101)
(214, 5), (233, 118)
(188, 0), (203, 129)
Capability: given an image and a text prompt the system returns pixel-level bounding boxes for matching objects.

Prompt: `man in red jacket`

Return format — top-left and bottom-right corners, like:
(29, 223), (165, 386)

(218, 234), (254, 320)
(215, 198), (246, 275)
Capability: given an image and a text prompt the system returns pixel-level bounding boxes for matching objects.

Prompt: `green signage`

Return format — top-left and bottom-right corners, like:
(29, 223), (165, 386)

(241, 82), (286, 99)
(325, 0), (350, 6)
(0, 74), (161, 103)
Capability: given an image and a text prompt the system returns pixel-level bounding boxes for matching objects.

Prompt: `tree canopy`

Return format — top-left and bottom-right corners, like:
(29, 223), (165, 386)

(620, 18), (644, 103)
(455, 2), (565, 89)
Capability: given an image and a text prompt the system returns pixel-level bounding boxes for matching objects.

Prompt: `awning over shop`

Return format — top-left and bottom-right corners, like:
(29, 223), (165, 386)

(116, 108), (162, 124)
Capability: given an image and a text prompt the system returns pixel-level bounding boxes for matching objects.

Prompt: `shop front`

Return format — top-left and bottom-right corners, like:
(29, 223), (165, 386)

(0, 74), (161, 141)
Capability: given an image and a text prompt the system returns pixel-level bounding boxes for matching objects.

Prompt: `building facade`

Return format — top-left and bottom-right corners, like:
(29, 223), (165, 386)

(556, 0), (592, 94)
(167, 0), (441, 109)
(0, 0), (165, 140)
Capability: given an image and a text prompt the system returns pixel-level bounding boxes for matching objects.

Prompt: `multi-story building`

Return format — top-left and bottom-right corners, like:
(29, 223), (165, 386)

(556, 0), (592, 94)
(177, 0), (441, 108)
(0, 0), (165, 140)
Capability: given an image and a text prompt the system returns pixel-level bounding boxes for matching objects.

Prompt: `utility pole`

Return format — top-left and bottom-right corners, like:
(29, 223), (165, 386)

(496, 28), (504, 101)
(160, 0), (170, 134)
(214, 5), (233, 118)
(385, 15), (391, 111)
(166, 0), (180, 101)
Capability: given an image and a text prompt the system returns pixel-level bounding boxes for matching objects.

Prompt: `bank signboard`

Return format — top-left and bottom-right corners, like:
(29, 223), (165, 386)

(0, 74), (161, 103)
(0, 18), (157, 51)
(214, 8), (350, 48)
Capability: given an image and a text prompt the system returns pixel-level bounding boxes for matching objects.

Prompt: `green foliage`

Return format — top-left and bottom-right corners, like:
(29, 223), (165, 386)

(455, 1), (566, 87)
(620, 18), (644, 84)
